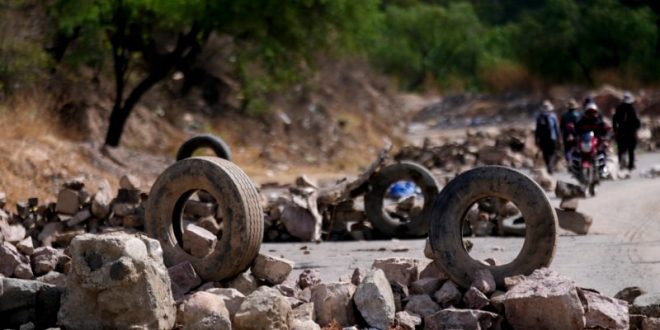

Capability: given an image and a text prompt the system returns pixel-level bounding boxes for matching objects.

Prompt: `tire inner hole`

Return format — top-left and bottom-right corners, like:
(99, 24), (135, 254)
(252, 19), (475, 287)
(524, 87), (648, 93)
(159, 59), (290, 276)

(173, 189), (225, 257)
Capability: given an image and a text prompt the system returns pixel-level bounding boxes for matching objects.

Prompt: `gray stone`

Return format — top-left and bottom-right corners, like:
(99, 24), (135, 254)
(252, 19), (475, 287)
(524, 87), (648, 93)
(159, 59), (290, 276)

(504, 268), (585, 330)
(280, 194), (322, 242)
(183, 224), (216, 258)
(233, 286), (292, 330)
(579, 288), (629, 330)
(67, 209), (92, 227)
(298, 269), (321, 289)
(251, 254), (294, 285)
(395, 311), (421, 330)
(419, 260), (448, 280)
(372, 258), (421, 287)
(310, 282), (357, 326)
(227, 272), (259, 296)
(434, 281), (462, 308)
(354, 269), (395, 329)
(38, 222), (64, 247)
(404, 294), (440, 318)
(184, 200), (216, 218)
(555, 180), (585, 198)
(0, 241), (28, 276)
(206, 288), (246, 316)
(555, 208), (593, 235)
(424, 308), (500, 330)
(16, 237), (34, 255)
(57, 233), (176, 330)
(560, 198), (579, 211)
(631, 293), (660, 318)
(168, 261), (202, 301)
(4, 224), (26, 243)
(463, 286), (490, 310)
(471, 269), (496, 295)
(14, 263), (34, 280)
(36, 271), (67, 288)
(55, 189), (79, 215)
(119, 174), (141, 190)
(179, 291), (231, 330)
(91, 189), (112, 219)
(424, 237), (434, 259)
(643, 317), (660, 330)
(31, 247), (65, 276)
(489, 291), (506, 313)
(0, 278), (55, 312)
(410, 277), (443, 295)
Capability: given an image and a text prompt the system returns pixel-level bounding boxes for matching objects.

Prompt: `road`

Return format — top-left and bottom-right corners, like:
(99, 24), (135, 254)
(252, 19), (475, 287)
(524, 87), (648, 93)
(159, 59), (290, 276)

(262, 152), (660, 296)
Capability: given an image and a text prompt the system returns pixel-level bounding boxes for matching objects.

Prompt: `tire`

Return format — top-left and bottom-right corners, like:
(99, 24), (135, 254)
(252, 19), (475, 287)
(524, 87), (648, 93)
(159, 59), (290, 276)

(145, 157), (263, 281)
(365, 161), (439, 237)
(500, 214), (526, 237)
(428, 166), (557, 289)
(176, 134), (232, 161)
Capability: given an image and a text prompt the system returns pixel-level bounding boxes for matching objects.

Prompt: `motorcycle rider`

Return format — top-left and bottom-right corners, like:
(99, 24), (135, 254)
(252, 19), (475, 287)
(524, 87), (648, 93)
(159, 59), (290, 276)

(612, 92), (641, 170)
(560, 99), (581, 161)
(535, 100), (562, 174)
(576, 101), (609, 140)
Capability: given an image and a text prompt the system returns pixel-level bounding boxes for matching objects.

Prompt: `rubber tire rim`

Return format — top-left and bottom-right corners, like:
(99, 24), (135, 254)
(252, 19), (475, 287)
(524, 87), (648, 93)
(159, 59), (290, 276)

(176, 134), (232, 161)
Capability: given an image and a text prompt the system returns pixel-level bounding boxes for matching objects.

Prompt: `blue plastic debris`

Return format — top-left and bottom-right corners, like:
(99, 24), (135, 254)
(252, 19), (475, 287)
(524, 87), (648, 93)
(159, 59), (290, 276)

(387, 181), (419, 199)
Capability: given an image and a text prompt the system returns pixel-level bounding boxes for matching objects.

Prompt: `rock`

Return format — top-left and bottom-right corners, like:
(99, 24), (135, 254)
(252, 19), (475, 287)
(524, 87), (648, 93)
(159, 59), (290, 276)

(182, 224), (216, 258)
(55, 189), (80, 215)
(643, 317), (660, 330)
(560, 198), (579, 211)
(298, 269), (321, 289)
(1, 241), (29, 276)
(119, 174), (141, 190)
(184, 200), (216, 218)
(0, 278), (55, 312)
(351, 267), (364, 286)
(14, 263), (34, 279)
(206, 288), (246, 316)
(391, 281), (409, 312)
(404, 294), (440, 318)
(354, 269), (395, 329)
(36, 271), (67, 288)
(555, 208), (593, 235)
(504, 274), (526, 290)
(291, 319), (321, 330)
(280, 201), (322, 242)
(630, 314), (646, 329)
(555, 180), (586, 199)
(504, 268), (585, 330)
(424, 308), (500, 330)
(38, 222), (63, 247)
(490, 291), (506, 313)
(579, 288), (629, 330)
(310, 282), (357, 326)
(615, 286), (645, 304)
(395, 311), (422, 330)
(471, 269), (496, 295)
(251, 254), (294, 285)
(227, 272), (260, 296)
(424, 237), (434, 259)
(233, 286), (292, 330)
(372, 258), (420, 287)
(57, 233), (176, 330)
(434, 281), (462, 308)
(290, 302), (320, 329)
(91, 189), (112, 219)
(31, 247), (65, 276)
(116, 188), (141, 204)
(463, 286), (490, 310)
(16, 237), (34, 255)
(410, 277), (443, 295)
(179, 291), (231, 330)
(67, 209), (92, 227)
(168, 261), (202, 300)
(532, 168), (555, 191)
(112, 202), (136, 217)
(4, 224), (26, 243)
(419, 260), (448, 280)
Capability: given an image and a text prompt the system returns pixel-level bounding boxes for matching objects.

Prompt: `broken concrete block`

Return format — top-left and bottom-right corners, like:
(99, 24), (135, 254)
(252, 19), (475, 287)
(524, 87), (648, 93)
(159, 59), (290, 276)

(57, 233), (175, 330)
(396, 311), (422, 330)
(560, 198), (579, 211)
(206, 288), (245, 316)
(298, 269), (321, 290)
(251, 254), (294, 285)
(419, 260), (448, 280)
(555, 208), (593, 235)
(555, 180), (586, 199)
(372, 258), (420, 287)
(36, 271), (67, 288)
(4, 224), (26, 243)
(226, 272), (259, 296)
(183, 224), (216, 258)
(280, 202), (321, 242)
(0, 242), (29, 277)
(233, 286), (291, 330)
(168, 261), (202, 301)
(14, 263), (34, 280)
(404, 294), (440, 318)
(310, 282), (357, 326)
(55, 189), (79, 215)
(471, 269), (496, 295)
(504, 268), (585, 330)
(184, 200), (216, 218)
(290, 302), (320, 330)
(354, 269), (395, 329)
(16, 237), (34, 256)
(31, 247), (65, 276)
(119, 174), (141, 190)
(67, 209), (92, 227)
(410, 277), (443, 295)
(463, 286), (490, 310)
(91, 189), (112, 219)
(579, 288), (629, 330)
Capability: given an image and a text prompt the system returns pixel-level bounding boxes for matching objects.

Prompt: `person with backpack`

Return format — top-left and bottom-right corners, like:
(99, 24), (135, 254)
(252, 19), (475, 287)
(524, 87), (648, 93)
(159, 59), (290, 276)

(535, 100), (562, 174)
(612, 92), (641, 170)
(560, 99), (581, 161)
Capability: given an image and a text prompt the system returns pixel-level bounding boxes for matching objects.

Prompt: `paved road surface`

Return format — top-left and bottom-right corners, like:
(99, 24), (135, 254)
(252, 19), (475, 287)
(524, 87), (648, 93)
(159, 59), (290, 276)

(262, 152), (660, 296)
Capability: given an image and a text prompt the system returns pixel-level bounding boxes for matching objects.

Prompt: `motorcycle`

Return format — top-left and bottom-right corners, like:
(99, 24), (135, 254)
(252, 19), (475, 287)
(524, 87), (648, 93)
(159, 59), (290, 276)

(568, 131), (609, 196)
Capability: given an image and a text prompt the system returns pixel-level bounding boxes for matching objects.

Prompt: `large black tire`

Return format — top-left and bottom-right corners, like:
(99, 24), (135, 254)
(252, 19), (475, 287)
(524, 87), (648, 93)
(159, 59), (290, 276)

(428, 166), (557, 289)
(176, 134), (232, 161)
(365, 161), (440, 237)
(145, 157), (263, 281)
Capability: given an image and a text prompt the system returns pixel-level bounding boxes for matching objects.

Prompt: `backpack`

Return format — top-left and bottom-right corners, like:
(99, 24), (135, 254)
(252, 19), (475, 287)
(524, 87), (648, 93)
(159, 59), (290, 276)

(536, 113), (552, 140)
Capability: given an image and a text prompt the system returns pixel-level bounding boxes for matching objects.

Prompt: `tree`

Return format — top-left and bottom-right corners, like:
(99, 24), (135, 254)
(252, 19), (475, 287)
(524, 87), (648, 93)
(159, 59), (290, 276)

(49, 0), (381, 147)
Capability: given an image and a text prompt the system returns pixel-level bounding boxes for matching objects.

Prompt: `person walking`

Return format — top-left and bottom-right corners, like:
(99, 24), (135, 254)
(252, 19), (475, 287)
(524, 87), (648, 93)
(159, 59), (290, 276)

(535, 100), (562, 174)
(612, 92), (641, 170)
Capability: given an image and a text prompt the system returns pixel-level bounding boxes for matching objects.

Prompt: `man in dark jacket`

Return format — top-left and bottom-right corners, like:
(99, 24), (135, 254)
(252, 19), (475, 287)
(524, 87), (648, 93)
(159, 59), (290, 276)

(612, 92), (641, 170)
(535, 100), (561, 174)
(576, 102), (609, 138)
(560, 99), (581, 160)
